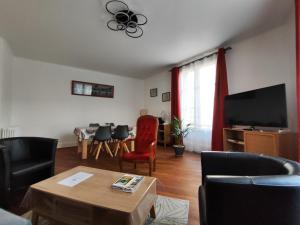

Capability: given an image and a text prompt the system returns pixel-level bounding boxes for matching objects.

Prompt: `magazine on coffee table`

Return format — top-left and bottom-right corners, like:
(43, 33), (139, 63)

(112, 174), (144, 193)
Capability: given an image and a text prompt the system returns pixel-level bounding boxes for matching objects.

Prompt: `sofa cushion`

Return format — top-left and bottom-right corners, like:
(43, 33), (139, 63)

(11, 160), (53, 177)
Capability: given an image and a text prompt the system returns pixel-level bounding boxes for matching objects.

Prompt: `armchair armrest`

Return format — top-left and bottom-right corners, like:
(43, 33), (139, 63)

(202, 175), (300, 225)
(200, 151), (290, 184)
(201, 151), (259, 183)
(149, 141), (156, 150)
(120, 140), (156, 157)
(27, 137), (58, 161)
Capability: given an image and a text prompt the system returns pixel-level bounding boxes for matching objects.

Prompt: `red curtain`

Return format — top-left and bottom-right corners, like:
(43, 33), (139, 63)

(211, 48), (229, 151)
(296, 0), (300, 162)
(171, 67), (181, 120)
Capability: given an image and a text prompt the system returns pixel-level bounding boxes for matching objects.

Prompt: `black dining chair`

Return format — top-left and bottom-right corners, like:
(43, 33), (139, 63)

(112, 125), (130, 156)
(89, 123), (100, 128)
(105, 123), (115, 128)
(89, 126), (113, 159)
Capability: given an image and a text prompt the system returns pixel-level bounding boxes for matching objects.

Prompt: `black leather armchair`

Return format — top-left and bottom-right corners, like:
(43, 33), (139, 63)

(0, 137), (58, 207)
(199, 151), (300, 225)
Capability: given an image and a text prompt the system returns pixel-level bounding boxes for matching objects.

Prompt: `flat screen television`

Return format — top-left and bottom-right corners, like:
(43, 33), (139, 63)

(224, 84), (288, 128)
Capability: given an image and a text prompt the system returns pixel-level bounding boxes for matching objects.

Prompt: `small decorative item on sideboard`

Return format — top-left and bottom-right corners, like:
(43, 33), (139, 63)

(171, 117), (192, 157)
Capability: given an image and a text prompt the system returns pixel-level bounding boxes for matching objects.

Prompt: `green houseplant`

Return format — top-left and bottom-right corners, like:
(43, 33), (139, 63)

(171, 117), (192, 156)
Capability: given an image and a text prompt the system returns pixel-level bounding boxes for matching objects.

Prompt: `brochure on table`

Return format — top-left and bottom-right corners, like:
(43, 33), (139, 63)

(58, 172), (93, 187)
(112, 174), (144, 193)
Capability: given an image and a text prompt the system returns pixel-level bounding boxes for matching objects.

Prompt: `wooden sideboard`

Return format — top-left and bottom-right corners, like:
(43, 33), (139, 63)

(157, 123), (171, 149)
(223, 128), (297, 161)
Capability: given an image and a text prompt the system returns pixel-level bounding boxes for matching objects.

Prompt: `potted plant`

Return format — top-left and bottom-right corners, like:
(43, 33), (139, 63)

(171, 117), (192, 157)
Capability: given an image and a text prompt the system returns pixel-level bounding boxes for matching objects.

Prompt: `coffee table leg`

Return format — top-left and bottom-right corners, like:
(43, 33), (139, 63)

(31, 211), (39, 225)
(150, 205), (156, 219)
(81, 139), (88, 159)
(77, 139), (82, 153)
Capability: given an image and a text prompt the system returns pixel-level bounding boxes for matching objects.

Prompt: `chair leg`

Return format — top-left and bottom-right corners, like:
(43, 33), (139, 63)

(122, 142), (130, 153)
(153, 158), (156, 172)
(92, 141), (99, 156)
(149, 161), (152, 176)
(120, 143), (124, 153)
(89, 140), (94, 154)
(95, 142), (103, 160)
(105, 142), (114, 157)
(93, 147), (97, 156)
(114, 142), (120, 157)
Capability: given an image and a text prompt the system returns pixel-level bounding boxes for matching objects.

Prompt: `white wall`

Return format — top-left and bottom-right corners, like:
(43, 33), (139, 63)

(144, 70), (171, 121)
(0, 37), (13, 128)
(143, 9), (296, 130)
(226, 10), (297, 131)
(11, 58), (144, 147)
(1, 7), (297, 148)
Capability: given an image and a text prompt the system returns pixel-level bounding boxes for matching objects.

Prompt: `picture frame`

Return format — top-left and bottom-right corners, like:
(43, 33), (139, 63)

(150, 88), (158, 97)
(71, 80), (114, 98)
(162, 92), (170, 102)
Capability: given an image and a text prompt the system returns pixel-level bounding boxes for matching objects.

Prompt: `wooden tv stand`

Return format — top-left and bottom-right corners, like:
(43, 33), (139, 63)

(223, 128), (297, 161)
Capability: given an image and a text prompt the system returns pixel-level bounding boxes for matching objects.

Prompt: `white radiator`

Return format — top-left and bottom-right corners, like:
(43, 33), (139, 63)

(0, 127), (17, 138)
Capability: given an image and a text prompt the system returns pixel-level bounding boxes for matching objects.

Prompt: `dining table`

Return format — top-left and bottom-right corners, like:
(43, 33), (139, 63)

(74, 126), (135, 159)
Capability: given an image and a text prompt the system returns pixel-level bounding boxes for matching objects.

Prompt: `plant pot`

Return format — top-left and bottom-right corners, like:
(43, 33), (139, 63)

(173, 145), (185, 157)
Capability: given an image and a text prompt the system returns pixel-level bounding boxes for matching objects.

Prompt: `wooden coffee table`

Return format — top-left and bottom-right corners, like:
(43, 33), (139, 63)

(30, 166), (157, 225)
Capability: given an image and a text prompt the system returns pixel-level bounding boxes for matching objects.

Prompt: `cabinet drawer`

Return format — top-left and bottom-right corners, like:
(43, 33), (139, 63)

(244, 133), (278, 156)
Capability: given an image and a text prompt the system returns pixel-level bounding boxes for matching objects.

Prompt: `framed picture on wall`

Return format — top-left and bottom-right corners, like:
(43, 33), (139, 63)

(150, 88), (158, 97)
(71, 80), (114, 98)
(162, 92), (170, 102)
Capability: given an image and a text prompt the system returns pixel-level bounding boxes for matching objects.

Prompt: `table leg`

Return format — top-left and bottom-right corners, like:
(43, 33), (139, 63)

(77, 139), (82, 153)
(131, 140), (135, 152)
(31, 211), (39, 225)
(150, 205), (156, 219)
(81, 139), (88, 159)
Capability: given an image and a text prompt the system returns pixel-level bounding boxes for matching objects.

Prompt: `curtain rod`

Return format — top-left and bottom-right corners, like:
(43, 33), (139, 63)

(171, 47), (232, 71)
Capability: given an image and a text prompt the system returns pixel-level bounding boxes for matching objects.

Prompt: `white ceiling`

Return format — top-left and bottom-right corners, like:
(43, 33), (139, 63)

(0, 0), (294, 78)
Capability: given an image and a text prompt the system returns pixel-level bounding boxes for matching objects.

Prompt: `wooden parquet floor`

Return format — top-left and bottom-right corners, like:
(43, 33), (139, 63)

(11, 145), (202, 225)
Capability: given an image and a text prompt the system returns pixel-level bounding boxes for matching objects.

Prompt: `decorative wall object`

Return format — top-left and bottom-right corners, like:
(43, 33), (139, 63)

(162, 92), (171, 102)
(150, 88), (157, 97)
(105, 0), (147, 38)
(71, 80), (114, 98)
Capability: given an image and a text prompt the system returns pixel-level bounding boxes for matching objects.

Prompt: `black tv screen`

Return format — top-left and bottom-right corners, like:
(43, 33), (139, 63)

(224, 84), (288, 128)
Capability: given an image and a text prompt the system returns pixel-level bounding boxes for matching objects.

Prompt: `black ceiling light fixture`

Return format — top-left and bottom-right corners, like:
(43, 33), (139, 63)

(105, 0), (147, 38)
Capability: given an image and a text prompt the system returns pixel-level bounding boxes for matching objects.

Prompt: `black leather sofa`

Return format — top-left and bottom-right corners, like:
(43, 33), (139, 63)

(199, 151), (300, 225)
(0, 137), (58, 207)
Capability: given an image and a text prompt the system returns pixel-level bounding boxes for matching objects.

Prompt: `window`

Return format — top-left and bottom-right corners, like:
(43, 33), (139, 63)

(179, 55), (217, 152)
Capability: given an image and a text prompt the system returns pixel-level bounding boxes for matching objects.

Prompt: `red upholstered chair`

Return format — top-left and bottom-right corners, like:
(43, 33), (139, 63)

(119, 115), (158, 176)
